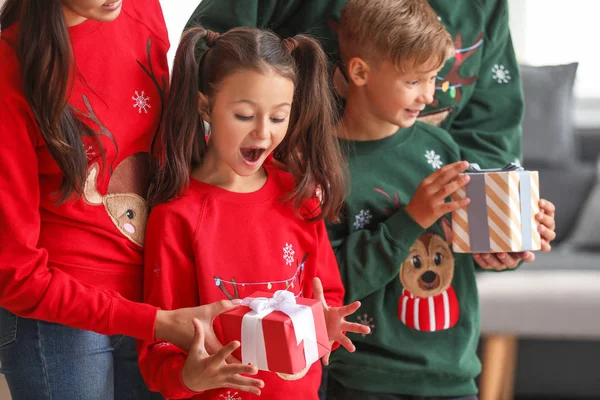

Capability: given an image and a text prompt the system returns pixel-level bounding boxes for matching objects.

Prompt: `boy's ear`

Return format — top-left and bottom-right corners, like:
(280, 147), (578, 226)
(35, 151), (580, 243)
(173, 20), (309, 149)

(198, 92), (210, 123)
(347, 57), (370, 87)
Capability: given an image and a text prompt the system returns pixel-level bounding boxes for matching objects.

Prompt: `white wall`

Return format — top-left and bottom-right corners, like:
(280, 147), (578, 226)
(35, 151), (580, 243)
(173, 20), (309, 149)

(508, 0), (600, 100)
(159, 0), (201, 73)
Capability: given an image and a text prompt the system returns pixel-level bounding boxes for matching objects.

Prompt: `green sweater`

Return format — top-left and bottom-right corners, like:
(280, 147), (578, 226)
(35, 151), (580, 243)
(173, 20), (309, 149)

(327, 122), (480, 396)
(186, 0), (523, 168)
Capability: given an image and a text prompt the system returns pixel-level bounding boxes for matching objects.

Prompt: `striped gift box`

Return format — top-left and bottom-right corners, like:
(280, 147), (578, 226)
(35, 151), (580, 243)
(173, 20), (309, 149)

(451, 163), (541, 253)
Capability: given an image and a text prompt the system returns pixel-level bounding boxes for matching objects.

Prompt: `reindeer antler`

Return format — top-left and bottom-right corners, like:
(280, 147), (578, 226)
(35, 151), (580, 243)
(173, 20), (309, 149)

(214, 276), (240, 300)
(83, 162), (103, 205)
(74, 95), (119, 172)
(374, 188), (401, 215)
(137, 38), (167, 153)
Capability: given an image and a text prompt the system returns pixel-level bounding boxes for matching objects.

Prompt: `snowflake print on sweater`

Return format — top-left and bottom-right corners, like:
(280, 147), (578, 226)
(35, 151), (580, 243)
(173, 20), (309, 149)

(491, 64), (511, 84)
(283, 242), (295, 266)
(219, 391), (242, 400)
(356, 313), (375, 337)
(132, 90), (151, 113)
(425, 150), (443, 169)
(353, 209), (372, 229)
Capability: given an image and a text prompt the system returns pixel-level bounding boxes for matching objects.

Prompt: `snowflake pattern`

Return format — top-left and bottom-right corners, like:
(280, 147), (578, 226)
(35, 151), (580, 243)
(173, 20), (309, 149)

(491, 64), (511, 84)
(353, 209), (372, 230)
(356, 313), (375, 337)
(153, 263), (161, 278)
(283, 243), (295, 266)
(153, 342), (173, 348)
(132, 90), (151, 113)
(425, 150), (443, 169)
(219, 391), (242, 400)
(84, 145), (97, 161)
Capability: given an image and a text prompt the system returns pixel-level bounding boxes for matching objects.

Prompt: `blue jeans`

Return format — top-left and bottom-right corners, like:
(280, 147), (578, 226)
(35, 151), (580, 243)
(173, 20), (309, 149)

(0, 308), (162, 400)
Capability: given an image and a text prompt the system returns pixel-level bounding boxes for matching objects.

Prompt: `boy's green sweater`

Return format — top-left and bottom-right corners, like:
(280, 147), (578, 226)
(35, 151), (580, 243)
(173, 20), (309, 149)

(187, 0), (524, 169)
(327, 122), (481, 396)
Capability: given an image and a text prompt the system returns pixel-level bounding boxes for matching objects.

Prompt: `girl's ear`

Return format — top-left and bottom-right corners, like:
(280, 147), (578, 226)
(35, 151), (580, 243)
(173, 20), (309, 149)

(198, 92), (210, 123)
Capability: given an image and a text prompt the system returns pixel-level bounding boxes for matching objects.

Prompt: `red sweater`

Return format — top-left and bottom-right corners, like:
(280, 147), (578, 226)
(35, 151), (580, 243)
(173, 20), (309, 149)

(0, 0), (169, 340)
(139, 164), (345, 399)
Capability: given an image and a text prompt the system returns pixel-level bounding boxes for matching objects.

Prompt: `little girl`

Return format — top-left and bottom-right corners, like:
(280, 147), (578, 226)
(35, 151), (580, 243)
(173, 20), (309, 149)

(137, 26), (369, 399)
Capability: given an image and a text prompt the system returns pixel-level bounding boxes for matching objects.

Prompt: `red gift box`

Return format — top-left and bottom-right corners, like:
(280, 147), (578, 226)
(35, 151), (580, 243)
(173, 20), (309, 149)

(219, 291), (330, 375)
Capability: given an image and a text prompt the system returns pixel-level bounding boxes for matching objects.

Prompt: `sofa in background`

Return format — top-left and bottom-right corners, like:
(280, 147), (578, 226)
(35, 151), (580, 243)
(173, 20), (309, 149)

(477, 62), (600, 400)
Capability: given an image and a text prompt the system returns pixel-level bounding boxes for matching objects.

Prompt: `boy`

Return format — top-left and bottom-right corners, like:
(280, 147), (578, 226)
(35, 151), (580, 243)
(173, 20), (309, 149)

(325, 1), (556, 398)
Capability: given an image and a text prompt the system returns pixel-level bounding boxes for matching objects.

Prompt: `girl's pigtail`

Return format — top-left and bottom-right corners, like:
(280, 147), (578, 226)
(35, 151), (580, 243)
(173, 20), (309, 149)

(277, 35), (347, 222)
(149, 27), (210, 206)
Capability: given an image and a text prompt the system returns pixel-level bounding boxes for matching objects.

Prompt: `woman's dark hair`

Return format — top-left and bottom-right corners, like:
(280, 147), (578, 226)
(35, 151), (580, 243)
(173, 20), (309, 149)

(149, 27), (346, 221)
(1, 0), (101, 202)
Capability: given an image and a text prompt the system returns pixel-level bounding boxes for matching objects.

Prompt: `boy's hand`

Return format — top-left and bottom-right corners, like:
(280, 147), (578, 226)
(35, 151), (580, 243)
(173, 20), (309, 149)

(473, 199), (556, 270)
(537, 199), (556, 251)
(311, 278), (371, 365)
(473, 251), (534, 271)
(181, 318), (265, 395)
(405, 161), (471, 229)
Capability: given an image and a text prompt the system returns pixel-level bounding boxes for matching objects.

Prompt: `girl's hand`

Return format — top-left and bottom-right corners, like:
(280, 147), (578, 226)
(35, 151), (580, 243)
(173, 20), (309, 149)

(181, 318), (265, 394)
(311, 278), (371, 365)
(537, 199), (556, 251)
(405, 161), (471, 229)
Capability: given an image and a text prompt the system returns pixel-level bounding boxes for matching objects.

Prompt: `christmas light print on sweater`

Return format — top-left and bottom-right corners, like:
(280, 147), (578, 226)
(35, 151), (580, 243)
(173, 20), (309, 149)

(214, 253), (308, 299)
(425, 150), (443, 170)
(398, 232), (460, 332)
(433, 33), (484, 104)
(491, 64), (511, 84)
(132, 90), (151, 113)
(353, 209), (372, 229)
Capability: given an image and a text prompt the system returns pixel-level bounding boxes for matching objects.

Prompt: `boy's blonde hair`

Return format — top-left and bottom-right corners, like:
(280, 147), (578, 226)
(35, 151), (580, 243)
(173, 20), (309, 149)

(339, 0), (454, 73)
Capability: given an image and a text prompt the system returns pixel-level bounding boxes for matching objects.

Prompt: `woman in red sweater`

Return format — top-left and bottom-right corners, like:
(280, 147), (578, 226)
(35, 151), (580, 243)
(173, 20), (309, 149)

(0, 1), (241, 399)
(138, 27), (370, 399)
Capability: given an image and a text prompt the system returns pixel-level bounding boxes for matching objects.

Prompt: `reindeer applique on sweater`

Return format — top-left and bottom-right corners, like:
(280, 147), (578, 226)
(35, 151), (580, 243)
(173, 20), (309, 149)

(398, 230), (460, 332)
(374, 187), (460, 332)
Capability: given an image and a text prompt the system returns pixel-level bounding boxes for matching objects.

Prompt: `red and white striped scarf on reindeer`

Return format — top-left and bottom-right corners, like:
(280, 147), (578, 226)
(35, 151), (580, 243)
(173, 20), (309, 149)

(398, 287), (459, 332)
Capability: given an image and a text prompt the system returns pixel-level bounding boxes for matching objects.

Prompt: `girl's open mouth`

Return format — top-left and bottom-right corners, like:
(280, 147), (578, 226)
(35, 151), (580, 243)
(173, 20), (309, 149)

(240, 147), (266, 165)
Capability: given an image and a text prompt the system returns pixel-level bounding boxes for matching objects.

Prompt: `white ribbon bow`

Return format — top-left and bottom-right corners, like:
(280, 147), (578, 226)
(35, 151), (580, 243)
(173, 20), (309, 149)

(240, 290), (319, 372)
